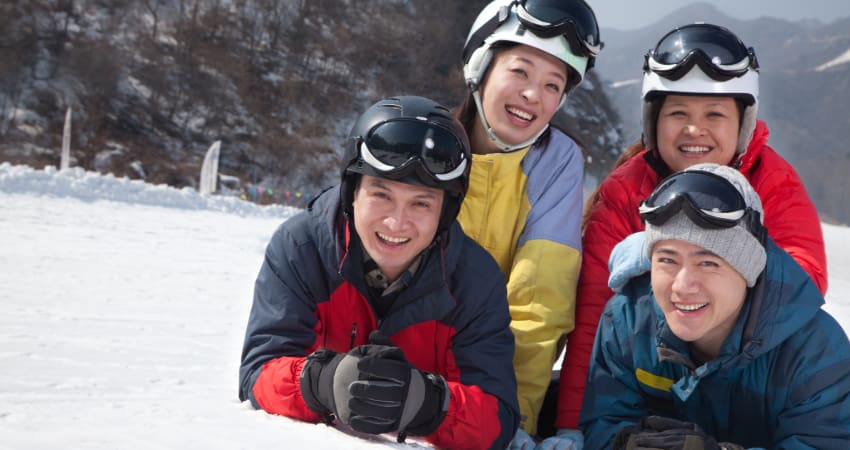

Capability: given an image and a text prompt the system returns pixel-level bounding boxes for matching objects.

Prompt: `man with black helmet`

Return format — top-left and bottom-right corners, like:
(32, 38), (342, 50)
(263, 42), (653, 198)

(238, 96), (519, 449)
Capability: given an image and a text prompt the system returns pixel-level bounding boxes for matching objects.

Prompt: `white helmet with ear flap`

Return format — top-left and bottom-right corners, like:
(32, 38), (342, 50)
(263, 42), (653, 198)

(641, 23), (760, 158)
(462, 0), (589, 97)
(461, 0), (590, 151)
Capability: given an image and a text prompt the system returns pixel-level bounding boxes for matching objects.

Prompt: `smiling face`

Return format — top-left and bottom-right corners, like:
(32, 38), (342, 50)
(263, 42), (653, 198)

(656, 95), (741, 173)
(351, 175), (444, 283)
(472, 44), (568, 154)
(650, 239), (748, 362)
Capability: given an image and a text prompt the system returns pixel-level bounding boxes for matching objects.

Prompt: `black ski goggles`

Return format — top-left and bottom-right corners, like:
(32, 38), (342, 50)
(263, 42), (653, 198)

(359, 119), (468, 182)
(463, 0), (603, 65)
(639, 170), (762, 236)
(515, 0), (603, 58)
(644, 23), (759, 82)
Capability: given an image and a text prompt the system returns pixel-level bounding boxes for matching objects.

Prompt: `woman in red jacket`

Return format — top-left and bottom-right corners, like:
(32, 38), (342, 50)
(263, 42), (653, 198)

(541, 23), (827, 449)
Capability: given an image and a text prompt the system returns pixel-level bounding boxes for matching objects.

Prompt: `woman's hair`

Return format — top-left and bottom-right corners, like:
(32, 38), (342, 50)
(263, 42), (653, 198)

(455, 90), (478, 135)
(581, 138), (644, 234)
(455, 43), (518, 134)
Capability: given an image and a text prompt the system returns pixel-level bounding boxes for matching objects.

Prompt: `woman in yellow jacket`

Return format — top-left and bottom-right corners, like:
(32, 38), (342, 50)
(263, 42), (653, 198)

(454, 1), (602, 447)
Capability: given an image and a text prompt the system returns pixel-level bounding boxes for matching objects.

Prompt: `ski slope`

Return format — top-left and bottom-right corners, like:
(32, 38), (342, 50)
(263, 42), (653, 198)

(1, 163), (847, 449)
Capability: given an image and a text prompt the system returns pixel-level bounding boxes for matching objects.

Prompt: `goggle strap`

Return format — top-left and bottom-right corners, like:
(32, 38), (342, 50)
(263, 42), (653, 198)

(462, 5), (511, 64)
(516, 4), (600, 56)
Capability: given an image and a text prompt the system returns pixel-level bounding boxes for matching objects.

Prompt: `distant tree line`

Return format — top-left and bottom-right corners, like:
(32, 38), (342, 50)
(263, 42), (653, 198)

(0, 0), (622, 201)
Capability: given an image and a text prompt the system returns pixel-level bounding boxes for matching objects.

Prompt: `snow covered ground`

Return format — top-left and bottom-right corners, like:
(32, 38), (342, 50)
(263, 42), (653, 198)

(1, 163), (848, 449)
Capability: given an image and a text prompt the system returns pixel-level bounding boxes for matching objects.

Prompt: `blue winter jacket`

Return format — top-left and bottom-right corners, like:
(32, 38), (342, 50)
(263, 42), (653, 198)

(580, 238), (850, 449)
(238, 186), (519, 450)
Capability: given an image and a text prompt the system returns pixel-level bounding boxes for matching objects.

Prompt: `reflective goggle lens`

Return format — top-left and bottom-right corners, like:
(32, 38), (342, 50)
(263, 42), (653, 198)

(645, 23), (757, 81)
(639, 171), (748, 229)
(518, 0), (601, 55)
(653, 24), (750, 66)
(361, 120), (467, 181)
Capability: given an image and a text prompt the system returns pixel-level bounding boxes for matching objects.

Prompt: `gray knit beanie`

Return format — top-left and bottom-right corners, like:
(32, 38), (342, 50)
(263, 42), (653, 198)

(644, 163), (766, 286)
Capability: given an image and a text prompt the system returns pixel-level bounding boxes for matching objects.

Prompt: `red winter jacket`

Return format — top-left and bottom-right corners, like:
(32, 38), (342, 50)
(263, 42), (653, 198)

(555, 120), (828, 430)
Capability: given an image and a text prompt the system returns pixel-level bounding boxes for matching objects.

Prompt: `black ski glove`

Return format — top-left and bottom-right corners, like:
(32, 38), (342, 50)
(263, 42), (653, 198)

(612, 416), (744, 450)
(333, 341), (449, 437)
(299, 349), (345, 417)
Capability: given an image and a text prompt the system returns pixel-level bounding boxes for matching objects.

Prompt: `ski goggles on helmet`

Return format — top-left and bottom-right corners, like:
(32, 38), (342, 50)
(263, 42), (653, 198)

(644, 23), (759, 82)
(639, 170), (761, 235)
(515, 0), (603, 58)
(358, 119), (468, 182)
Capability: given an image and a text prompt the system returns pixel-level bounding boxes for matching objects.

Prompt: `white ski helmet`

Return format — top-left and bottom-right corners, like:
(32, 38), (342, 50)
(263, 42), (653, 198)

(642, 23), (760, 158)
(462, 0), (602, 151)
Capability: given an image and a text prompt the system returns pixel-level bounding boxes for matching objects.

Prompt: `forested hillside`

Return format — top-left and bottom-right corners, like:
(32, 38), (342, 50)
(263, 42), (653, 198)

(0, 0), (623, 204)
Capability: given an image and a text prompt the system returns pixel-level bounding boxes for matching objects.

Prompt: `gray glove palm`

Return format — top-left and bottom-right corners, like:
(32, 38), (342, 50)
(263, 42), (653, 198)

(334, 343), (449, 437)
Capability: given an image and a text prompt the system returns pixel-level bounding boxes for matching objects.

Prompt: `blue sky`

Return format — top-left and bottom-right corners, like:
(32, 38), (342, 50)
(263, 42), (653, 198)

(591, 0), (850, 30)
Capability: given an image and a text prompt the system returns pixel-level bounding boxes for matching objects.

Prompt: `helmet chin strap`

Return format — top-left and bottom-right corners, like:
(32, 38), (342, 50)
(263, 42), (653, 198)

(471, 89), (551, 152)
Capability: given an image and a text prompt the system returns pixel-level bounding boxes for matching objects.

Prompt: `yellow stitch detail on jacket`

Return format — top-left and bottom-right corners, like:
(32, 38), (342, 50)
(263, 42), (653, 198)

(636, 367), (674, 392)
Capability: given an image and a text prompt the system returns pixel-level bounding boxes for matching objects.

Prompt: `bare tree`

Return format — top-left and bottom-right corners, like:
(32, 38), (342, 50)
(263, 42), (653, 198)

(141, 0), (164, 40)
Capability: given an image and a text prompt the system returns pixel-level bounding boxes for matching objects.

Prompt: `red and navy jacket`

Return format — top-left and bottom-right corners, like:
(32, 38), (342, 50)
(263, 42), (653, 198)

(239, 186), (519, 450)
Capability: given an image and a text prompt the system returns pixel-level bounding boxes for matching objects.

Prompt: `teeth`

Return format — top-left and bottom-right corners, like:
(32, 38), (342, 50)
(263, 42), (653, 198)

(674, 302), (707, 311)
(680, 145), (710, 153)
(377, 233), (409, 244)
(507, 107), (533, 121)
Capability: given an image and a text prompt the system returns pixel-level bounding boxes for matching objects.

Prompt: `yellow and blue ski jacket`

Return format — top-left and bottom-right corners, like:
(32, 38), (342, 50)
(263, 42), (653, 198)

(457, 128), (583, 434)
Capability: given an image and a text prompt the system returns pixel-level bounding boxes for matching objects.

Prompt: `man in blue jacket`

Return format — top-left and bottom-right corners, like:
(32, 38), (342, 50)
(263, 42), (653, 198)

(580, 163), (850, 449)
(238, 96), (519, 450)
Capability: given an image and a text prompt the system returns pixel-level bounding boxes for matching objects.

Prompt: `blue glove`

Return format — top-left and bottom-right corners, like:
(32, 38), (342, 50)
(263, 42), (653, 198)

(536, 428), (583, 450)
(608, 231), (650, 293)
(509, 428), (537, 450)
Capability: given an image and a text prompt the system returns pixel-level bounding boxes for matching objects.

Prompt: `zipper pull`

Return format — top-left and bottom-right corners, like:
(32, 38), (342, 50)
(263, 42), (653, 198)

(349, 322), (357, 350)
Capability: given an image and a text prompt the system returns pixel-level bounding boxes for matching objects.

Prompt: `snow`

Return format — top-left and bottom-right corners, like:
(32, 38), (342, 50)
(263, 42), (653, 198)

(815, 47), (850, 71)
(1, 162), (847, 449)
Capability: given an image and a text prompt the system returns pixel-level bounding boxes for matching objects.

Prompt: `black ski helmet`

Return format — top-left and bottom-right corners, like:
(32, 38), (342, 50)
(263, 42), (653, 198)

(340, 96), (472, 235)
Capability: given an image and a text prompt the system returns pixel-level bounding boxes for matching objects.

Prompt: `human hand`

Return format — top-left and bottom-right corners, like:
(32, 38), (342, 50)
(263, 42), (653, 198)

(612, 416), (744, 450)
(608, 231), (650, 293)
(508, 428), (536, 450)
(299, 349), (345, 417)
(332, 342), (448, 437)
(536, 428), (583, 450)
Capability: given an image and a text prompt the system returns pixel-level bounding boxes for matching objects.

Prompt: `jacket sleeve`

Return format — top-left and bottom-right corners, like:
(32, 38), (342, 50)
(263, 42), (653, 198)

(751, 149), (828, 294)
(510, 240), (580, 433)
(771, 313), (850, 447)
(579, 296), (647, 450)
(427, 274), (519, 450)
(238, 222), (324, 422)
(556, 174), (645, 429)
(509, 140), (583, 434)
